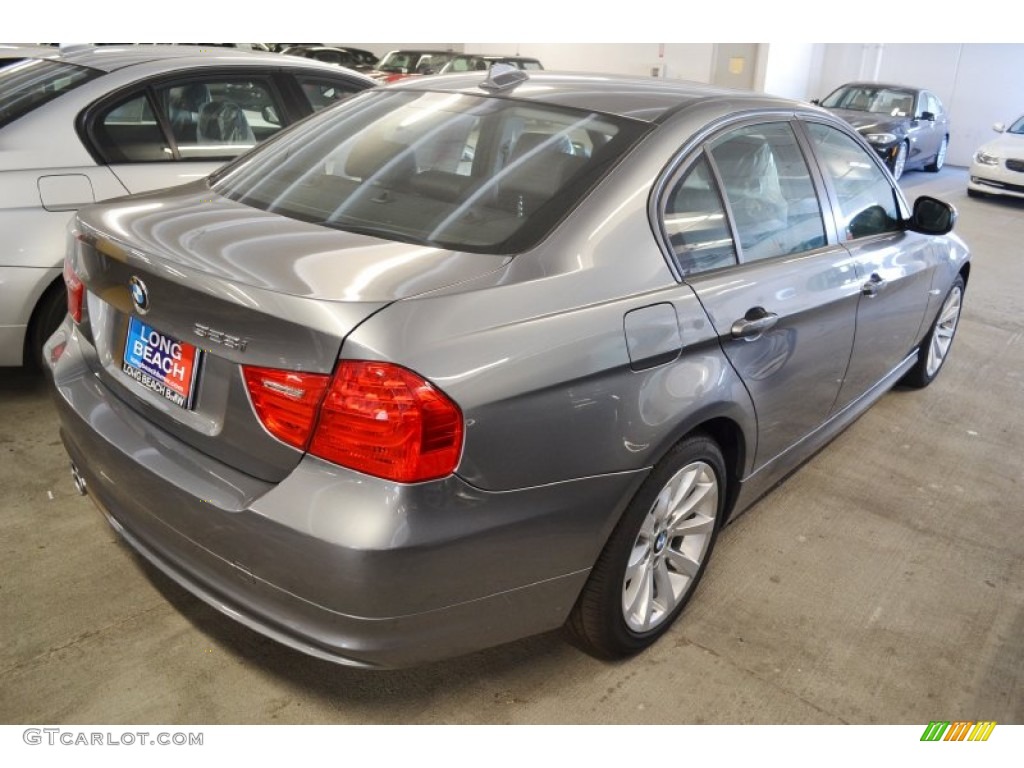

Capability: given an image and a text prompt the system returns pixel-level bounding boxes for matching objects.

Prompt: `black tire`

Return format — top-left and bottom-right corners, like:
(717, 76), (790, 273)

(925, 136), (948, 172)
(26, 280), (67, 370)
(566, 434), (726, 659)
(902, 276), (964, 389)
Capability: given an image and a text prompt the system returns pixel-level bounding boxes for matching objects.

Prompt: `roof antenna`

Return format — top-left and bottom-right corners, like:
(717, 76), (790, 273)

(480, 63), (529, 92)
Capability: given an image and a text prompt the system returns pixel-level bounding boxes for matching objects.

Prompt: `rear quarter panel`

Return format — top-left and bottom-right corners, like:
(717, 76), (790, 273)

(341, 124), (758, 492)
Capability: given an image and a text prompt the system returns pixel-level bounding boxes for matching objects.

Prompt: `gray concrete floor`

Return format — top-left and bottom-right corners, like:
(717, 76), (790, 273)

(0, 167), (1021, 725)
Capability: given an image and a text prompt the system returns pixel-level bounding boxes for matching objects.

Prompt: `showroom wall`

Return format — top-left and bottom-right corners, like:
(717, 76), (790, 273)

(812, 43), (1024, 167)
(760, 43), (820, 101)
(342, 42), (1024, 168)
(463, 43), (715, 82)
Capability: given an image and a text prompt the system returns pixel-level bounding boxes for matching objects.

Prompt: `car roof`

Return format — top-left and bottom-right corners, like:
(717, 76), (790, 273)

(0, 44), (60, 59)
(391, 71), (807, 123)
(20, 44), (305, 73)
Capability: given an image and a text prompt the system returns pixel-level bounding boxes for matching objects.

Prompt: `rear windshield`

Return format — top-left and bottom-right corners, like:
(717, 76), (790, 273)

(211, 89), (647, 254)
(0, 58), (101, 129)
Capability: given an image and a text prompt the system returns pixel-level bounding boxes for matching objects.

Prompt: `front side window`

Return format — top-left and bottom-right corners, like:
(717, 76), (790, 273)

(661, 154), (737, 276)
(806, 122), (901, 240)
(90, 77), (289, 164)
(295, 75), (360, 112)
(448, 56), (485, 72)
(157, 79), (281, 160)
(709, 122), (826, 262)
(211, 90), (647, 254)
(923, 92), (943, 118)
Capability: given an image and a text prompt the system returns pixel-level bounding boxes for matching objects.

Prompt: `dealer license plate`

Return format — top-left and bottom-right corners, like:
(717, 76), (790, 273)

(122, 316), (201, 409)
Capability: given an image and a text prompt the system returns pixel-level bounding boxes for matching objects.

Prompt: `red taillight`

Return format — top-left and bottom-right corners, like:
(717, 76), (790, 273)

(245, 361), (463, 483)
(63, 257), (84, 323)
(243, 367), (331, 450)
(310, 361), (463, 483)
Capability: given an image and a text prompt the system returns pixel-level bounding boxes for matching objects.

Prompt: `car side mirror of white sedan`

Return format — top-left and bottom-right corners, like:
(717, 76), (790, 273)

(993, 122), (1006, 133)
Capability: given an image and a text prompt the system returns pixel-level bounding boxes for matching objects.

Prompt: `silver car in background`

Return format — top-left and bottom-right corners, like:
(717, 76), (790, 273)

(0, 45), (374, 368)
(47, 70), (969, 667)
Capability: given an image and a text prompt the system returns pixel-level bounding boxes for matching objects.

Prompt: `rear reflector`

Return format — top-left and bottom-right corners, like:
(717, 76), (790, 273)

(243, 367), (330, 450)
(63, 256), (84, 323)
(310, 361), (463, 483)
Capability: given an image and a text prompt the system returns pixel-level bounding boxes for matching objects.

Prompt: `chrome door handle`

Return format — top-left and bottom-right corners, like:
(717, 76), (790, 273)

(862, 273), (888, 297)
(731, 308), (779, 339)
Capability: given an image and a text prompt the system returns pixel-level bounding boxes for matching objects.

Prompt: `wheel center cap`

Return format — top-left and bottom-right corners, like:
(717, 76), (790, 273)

(654, 531), (668, 553)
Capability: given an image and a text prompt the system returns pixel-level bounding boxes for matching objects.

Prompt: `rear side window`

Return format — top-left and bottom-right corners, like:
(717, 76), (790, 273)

(211, 90), (647, 254)
(661, 154), (738, 276)
(806, 122), (901, 240)
(95, 94), (167, 162)
(709, 122), (826, 262)
(0, 59), (100, 129)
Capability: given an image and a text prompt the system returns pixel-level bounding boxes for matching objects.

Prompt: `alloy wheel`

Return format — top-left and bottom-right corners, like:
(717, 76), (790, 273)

(892, 142), (907, 181)
(926, 285), (962, 377)
(622, 461), (719, 632)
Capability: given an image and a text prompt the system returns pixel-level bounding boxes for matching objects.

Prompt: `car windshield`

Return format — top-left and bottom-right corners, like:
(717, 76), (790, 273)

(821, 86), (916, 117)
(377, 52), (451, 74)
(211, 89), (647, 254)
(0, 58), (101, 129)
(1008, 116), (1024, 134)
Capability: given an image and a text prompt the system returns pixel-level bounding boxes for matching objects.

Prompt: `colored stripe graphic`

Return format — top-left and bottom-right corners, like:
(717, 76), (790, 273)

(920, 720), (996, 741)
(968, 722), (997, 741)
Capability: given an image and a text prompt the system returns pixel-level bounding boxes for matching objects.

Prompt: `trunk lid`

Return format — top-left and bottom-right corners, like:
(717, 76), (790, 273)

(69, 182), (509, 481)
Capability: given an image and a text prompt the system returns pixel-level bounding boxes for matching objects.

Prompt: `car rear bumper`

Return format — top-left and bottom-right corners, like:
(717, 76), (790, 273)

(46, 321), (647, 667)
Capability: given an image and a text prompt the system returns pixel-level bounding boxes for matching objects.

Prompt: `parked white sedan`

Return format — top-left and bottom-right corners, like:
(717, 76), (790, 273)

(0, 45), (374, 367)
(968, 116), (1024, 200)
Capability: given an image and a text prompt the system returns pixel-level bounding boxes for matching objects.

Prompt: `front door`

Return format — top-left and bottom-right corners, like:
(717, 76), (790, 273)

(803, 121), (934, 412)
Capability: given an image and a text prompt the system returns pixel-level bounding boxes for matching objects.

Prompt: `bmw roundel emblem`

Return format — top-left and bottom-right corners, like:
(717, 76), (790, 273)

(129, 276), (149, 314)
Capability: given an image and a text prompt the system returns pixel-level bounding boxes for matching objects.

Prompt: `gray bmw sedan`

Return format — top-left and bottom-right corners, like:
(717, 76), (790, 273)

(46, 69), (969, 667)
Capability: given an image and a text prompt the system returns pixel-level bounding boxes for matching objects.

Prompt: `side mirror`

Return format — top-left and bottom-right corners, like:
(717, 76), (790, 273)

(909, 196), (956, 236)
(810, 98), (821, 106)
(919, 110), (936, 122)
(993, 121), (1006, 133)
(262, 105), (281, 126)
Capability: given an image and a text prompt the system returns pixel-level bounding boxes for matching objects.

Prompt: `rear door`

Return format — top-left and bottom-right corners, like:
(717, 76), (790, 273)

(663, 119), (861, 470)
(802, 121), (934, 412)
